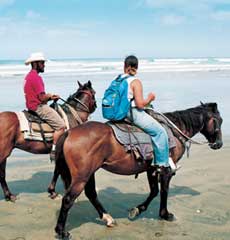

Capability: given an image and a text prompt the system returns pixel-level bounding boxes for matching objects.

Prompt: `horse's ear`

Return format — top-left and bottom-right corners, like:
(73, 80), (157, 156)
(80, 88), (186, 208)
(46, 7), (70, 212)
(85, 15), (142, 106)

(78, 81), (83, 88)
(87, 80), (92, 88)
(200, 101), (205, 106)
(211, 103), (218, 113)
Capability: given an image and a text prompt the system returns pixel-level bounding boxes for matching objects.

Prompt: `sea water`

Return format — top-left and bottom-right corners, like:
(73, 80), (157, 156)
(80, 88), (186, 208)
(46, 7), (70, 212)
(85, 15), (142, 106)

(0, 57), (229, 137)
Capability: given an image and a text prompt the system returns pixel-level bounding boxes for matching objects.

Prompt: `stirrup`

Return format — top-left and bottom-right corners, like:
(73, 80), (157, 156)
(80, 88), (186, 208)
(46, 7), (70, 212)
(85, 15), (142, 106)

(150, 165), (162, 176)
(50, 150), (56, 161)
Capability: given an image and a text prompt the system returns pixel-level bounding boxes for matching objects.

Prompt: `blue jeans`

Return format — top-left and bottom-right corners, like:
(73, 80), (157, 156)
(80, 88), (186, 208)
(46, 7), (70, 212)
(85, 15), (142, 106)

(127, 108), (169, 166)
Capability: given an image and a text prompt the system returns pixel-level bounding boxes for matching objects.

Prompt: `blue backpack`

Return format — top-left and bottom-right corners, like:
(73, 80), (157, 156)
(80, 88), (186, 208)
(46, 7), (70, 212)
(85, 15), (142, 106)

(102, 74), (132, 121)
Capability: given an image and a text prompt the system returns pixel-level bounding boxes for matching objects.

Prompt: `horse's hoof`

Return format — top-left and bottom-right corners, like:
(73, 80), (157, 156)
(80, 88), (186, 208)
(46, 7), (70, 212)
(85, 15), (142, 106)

(56, 232), (71, 240)
(49, 192), (59, 200)
(6, 194), (17, 202)
(55, 227), (71, 239)
(102, 213), (116, 227)
(159, 212), (175, 221)
(128, 207), (140, 220)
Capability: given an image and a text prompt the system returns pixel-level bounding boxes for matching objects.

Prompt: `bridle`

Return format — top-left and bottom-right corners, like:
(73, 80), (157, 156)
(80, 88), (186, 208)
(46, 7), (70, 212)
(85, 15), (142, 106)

(212, 115), (221, 133)
(71, 89), (96, 113)
(200, 111), (223, 150)
(64, 89), (96, 114)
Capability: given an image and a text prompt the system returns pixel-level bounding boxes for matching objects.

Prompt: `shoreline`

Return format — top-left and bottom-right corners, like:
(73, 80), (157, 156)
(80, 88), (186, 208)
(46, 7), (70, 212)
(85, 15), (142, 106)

(0, 137), (229, 240)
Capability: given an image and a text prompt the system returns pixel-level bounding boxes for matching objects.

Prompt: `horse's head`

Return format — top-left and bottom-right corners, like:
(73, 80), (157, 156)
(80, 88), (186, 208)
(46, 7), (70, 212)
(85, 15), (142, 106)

(67, 80), (97, 113)
(200, 102), (223, 150)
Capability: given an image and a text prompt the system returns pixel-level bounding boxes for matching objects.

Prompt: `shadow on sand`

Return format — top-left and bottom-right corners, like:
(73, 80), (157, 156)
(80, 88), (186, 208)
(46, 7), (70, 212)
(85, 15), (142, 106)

(0, 171), (200, 231)
(0, 171), (65, 200)
(65, 185), (200, 231)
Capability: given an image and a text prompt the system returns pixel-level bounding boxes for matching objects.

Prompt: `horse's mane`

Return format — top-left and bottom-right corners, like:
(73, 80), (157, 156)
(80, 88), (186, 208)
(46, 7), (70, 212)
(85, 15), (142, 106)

(164, 104), (208, 133)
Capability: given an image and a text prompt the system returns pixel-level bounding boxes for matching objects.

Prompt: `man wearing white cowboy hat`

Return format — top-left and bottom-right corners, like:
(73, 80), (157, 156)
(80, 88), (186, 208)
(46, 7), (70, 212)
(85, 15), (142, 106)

(24, 52), (66, 161)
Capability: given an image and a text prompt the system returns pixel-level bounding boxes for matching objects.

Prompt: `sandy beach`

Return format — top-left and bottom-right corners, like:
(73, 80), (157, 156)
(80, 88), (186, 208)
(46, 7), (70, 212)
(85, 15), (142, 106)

(0, 135), (229, 240)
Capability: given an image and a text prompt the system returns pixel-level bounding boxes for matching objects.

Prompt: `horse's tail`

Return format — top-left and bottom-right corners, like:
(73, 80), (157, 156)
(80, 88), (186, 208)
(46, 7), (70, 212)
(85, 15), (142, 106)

(55, 131), (71, 190)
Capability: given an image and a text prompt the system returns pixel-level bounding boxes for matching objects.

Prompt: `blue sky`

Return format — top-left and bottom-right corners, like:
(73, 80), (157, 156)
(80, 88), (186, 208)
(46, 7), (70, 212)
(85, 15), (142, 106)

(0, 0), (230, 59)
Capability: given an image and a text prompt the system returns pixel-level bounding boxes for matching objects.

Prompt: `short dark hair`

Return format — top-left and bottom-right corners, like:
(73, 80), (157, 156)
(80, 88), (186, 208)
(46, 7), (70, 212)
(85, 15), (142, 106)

(124, 55), (138, 69)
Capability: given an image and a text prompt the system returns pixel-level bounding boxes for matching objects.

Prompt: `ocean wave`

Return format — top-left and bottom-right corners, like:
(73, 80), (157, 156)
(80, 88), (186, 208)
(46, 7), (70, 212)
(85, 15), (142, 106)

(1, 58), (230, 77)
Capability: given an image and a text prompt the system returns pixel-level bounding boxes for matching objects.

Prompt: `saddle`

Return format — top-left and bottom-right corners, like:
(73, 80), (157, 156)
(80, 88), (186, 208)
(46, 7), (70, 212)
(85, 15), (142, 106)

(16, 105), (69, 143)
(107, 120), (154, 162)
(107, 108), (181, 163)
(16, 110), (54, 143)
(24, 110), (54, 132)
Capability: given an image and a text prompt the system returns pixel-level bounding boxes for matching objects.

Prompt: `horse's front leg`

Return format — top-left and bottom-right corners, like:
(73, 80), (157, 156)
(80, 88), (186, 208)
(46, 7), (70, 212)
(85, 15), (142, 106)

(55, 190), (76, 239)
(47, 165), (59, 199)
(85, 173), (116, 227)
(0, 160), (17, 202)
(128, 167), (159, 220)
(55, 181), (85, 239)
(159, 166), (174, 221)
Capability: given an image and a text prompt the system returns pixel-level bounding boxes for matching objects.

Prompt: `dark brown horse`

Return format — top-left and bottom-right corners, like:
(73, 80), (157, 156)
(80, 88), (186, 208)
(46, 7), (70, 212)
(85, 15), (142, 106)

(0, 81), (96, 201)
(54, 102), (223, 239)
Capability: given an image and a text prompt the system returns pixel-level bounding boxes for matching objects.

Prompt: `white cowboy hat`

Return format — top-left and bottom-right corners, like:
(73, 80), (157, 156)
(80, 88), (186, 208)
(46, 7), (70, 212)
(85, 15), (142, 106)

(25, 52), (46, 65)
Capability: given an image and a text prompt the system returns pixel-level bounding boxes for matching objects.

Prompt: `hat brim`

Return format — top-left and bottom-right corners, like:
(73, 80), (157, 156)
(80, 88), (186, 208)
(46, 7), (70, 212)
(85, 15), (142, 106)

(25, 57), (46, 65)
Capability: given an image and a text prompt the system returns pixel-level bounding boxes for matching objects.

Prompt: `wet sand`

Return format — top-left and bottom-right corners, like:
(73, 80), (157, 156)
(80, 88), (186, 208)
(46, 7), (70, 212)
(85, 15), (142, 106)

(0, 137), (230, 240)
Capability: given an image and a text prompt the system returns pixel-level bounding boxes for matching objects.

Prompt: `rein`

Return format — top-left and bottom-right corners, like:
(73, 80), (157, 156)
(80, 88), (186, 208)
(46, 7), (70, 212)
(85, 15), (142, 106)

(72, 97), (90, 113)
(58, 96), (88, 125)
(154, 110), (208, 145)
(59, 96), (89, 113)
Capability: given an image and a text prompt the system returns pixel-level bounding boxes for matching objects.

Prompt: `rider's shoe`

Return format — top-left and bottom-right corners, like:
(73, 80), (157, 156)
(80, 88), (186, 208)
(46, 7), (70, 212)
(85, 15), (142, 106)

(168, 157), (181, 173)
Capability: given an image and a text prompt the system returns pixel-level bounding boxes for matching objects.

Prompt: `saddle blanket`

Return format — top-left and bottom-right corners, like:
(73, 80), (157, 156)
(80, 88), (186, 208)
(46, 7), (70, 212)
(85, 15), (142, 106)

(16, 111), (53, 142)
(107, 121), (153, 161)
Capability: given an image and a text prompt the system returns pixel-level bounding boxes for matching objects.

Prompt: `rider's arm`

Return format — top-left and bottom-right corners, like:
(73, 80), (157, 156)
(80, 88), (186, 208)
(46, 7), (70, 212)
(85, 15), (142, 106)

(131, 79), (155, 109)
(38, 93), (60, 103)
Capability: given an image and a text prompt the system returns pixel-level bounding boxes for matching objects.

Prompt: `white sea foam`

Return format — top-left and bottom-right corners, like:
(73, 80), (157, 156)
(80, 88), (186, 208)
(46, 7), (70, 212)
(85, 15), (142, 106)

(0, 58), (230, 77)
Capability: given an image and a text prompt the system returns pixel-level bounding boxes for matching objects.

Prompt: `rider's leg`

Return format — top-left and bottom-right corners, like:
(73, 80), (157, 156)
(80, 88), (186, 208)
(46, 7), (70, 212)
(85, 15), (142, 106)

(52, 128), (65, 149)
(35, 104), (66, 160)
(127, 108), (170, 167)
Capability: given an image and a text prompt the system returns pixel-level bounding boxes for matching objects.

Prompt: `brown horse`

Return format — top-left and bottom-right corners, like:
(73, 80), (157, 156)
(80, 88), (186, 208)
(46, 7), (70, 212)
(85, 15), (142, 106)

(0, 81), (96, 201)
(54, 102), (223, 239)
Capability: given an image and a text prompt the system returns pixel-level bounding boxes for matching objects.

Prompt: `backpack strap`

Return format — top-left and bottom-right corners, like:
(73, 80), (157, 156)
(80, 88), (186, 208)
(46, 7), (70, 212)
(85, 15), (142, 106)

(116, 74), (135, 122)
(115, 74), (130, 82)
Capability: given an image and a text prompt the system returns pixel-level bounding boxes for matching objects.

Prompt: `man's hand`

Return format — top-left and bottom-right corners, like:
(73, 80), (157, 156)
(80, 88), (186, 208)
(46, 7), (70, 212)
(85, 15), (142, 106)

(39, 93), (60, 102)
(50, 94), (60, 100)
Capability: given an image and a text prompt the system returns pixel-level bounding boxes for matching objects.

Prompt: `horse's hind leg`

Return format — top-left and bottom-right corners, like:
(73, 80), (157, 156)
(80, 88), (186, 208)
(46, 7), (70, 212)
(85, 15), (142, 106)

(85, 173), (115, 227)
(128, 167), (159, 219)
(47, 165), (59, 199)
(0, 160), (16, 202)
(159, 167), (174, 221)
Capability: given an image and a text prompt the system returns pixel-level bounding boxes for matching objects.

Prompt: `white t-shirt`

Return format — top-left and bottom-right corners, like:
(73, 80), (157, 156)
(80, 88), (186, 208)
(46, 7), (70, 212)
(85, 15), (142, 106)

(120, 73), (137, 107)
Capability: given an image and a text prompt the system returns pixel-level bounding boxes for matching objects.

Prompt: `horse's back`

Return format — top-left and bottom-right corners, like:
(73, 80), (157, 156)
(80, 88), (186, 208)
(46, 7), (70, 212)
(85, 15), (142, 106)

(68, 121), (112, 138)
(64, 121), (113, 157)
(0, 111), (18, 118)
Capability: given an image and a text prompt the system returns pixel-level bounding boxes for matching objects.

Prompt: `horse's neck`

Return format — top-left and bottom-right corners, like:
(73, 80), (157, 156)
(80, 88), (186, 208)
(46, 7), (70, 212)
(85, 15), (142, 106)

(77, 111), (89, 122)
(61, 103), (89, 127)
(165, 109), (204, 138)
